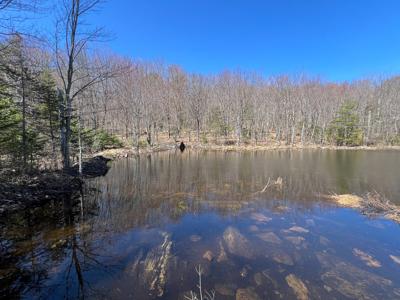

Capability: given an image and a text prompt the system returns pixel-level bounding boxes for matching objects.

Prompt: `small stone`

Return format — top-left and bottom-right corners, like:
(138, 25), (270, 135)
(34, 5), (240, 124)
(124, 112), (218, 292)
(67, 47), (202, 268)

(324, 285), (332, 292)
(285, 236), (306, 246)
(272, 252), (294, 266)
(254, 273), (263, 286)
(275, 206), (289, 212)
(248, 225), (259, 232)
(203, 250), (214, 262)
(262, 270), (279, 289)
(256, 232), (282, 244)
(390, 255), (400, 265)
(250, 212), (272, 223)
(236, 287), (261, 300)
(306, 219), (315, 227)
(217, 241), (228, 262)
(240, 266), (249, 278)
(289, 226), (309, 234)
(319, 236), (330, 246)
(190, 235), (202, 242)
(286, 274), (309, 300)
(353, 248), (381, 268)
(215, 283), (236, 296)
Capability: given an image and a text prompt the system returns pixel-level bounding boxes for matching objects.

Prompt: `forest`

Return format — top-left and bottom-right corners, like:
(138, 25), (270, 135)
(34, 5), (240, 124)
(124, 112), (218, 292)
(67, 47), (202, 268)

(1, 0), (400, 172)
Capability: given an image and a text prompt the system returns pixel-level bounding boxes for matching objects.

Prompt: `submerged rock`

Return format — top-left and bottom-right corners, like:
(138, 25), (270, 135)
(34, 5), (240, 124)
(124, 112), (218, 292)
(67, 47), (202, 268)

(144, 233), (172, 297)
(305, 219), (315, 227)
(240, 265), (251, 278)
(285, 236), (306, 247)
(288, 226), (309, 234)
(215, 283), (236, 296)
(248, 225), (259, 232)
(319, 236), (330, 246)
(285, 274), (309, 300)
(254, 271), (282, 297)
(127, 233), (172, 297)
(261, 270), (279, 290)
(217, 240), (228, 262)
(203, 250), (214, 262)
(253, 272), (263, 286)
(250, 212), (272, 223)
(125, 250), (144, 276)
(390, 255), (400, 265)
(256, 232), (282, 244)
(317, 252), (395, 299)
(275, 205), (290, 212)
(271, 252), (294, 266)
(236, 287), (261, 300)
(353, 248), (382, 268)
(190, 235), (202, 242)
(223, 226), (254, 259)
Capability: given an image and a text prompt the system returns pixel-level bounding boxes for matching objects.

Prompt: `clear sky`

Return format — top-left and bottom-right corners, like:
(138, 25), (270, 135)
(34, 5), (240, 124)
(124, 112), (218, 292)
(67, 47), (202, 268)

(86, 0), (400, 81)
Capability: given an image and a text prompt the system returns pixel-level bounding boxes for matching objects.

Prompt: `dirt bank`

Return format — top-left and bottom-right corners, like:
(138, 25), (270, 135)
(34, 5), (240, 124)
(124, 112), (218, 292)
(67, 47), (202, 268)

(94, 143), (400, 159)
(0, 156), (111, 217)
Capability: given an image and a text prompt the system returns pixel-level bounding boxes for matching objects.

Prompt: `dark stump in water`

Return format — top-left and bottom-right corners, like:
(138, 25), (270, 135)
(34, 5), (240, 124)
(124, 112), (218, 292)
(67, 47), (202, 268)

(179, 142), (186, 152)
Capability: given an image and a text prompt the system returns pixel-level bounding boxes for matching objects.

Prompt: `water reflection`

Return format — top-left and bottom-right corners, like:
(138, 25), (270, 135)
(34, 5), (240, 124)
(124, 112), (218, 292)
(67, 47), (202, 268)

(1, 150), (400, 299)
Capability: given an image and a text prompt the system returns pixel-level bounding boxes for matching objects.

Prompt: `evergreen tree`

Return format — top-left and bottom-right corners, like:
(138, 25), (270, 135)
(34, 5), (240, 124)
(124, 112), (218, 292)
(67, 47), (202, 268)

(0, 92), (22, 159)
(329, 101), (363, 146)
(34, 70), (60, 159)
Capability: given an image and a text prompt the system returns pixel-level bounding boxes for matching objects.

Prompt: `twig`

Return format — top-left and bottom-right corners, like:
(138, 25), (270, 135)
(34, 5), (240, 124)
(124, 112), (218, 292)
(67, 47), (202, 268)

(260, 177), (271, 193)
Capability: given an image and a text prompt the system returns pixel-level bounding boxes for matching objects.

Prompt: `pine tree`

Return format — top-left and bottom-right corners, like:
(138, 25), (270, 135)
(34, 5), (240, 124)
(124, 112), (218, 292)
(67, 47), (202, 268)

(0, 93), (22, 160)
(329, 101), (363, 146)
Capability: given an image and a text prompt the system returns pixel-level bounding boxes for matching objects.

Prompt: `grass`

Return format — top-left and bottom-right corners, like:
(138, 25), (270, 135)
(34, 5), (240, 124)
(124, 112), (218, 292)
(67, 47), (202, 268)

(325, 192), (400, 223)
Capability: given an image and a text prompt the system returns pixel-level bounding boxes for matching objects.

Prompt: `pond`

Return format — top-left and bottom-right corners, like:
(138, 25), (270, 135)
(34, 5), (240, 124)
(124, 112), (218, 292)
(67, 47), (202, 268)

(1, 149), (400, 299)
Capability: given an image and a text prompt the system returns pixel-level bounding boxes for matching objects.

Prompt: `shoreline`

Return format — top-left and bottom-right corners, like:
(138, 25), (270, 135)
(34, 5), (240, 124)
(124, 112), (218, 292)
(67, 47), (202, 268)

(95, 143), (400, 159)
(0, 156), (111, 217)
(2, 144), (399, 217)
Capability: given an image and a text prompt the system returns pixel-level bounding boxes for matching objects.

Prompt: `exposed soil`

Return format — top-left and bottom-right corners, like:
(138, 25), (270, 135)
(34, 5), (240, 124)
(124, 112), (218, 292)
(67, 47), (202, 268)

(0, 156), (111, 217)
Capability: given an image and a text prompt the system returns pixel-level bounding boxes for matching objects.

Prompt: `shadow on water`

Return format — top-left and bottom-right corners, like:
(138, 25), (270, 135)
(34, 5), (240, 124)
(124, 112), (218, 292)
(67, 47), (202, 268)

(1, 149), (400, 299)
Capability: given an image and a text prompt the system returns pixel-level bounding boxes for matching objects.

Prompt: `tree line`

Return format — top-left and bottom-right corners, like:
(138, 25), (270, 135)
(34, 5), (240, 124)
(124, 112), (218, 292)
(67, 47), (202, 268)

(1, 0), (400, 172)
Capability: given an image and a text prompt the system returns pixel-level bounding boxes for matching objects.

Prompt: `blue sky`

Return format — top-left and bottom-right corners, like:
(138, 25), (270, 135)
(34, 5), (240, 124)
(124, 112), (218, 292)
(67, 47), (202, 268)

(85, 0), (400, 81)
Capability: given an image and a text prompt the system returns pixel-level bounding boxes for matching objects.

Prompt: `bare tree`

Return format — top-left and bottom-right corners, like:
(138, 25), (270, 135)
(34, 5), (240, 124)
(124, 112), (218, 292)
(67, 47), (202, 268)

(188, 74), (208, 142)
(54, 0), (114, 170)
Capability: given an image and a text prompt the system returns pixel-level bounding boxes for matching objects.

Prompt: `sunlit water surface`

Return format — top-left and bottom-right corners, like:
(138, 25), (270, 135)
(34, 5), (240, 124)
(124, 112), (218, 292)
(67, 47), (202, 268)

(1, 150), (400, 299)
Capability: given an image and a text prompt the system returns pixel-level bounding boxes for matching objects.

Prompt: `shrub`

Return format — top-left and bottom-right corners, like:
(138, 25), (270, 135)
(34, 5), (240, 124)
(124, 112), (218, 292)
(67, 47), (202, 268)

(92, 130), (123, 151)
(388, 135), (400, 146)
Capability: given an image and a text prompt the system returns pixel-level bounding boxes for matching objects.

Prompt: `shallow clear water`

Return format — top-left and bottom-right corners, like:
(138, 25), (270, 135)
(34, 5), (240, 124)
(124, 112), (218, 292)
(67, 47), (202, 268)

(1, 150), (400, 299)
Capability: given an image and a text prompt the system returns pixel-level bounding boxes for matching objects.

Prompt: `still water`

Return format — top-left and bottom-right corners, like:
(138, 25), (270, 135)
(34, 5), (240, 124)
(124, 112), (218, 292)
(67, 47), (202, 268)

(1, 150), (400, 299)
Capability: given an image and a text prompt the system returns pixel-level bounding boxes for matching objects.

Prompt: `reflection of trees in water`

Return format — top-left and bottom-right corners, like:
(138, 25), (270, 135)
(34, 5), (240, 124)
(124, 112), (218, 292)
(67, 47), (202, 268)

(2, 150), (399, 297)
(0, 196), (116, 299)
(85, 150), (359, 232)
(0, 210), (49, 299)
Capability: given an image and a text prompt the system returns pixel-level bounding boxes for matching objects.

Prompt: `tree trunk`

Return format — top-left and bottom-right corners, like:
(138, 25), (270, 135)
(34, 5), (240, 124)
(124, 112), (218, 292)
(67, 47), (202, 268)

(78, 114), (83, 175)
(21, 62), (27, 169)
(196, 118), (200, 143)
(301, 121), (305, 145)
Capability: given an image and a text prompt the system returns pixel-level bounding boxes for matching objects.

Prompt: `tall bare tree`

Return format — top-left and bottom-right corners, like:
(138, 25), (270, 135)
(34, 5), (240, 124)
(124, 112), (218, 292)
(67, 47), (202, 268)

(55, 0), (113, 169)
